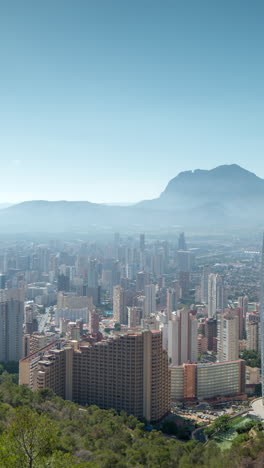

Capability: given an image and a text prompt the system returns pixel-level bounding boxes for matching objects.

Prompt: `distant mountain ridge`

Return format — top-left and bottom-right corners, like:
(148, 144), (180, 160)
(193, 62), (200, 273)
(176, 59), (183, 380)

(1, 164), (264, 232)
(139, 164), (264, 208)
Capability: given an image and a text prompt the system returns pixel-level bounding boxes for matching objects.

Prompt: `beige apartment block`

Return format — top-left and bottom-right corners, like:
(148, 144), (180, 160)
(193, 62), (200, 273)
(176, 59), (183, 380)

(19, 330), (170, 422)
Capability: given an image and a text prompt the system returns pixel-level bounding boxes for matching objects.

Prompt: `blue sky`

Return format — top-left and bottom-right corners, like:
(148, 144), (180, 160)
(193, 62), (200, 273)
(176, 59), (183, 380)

(1, 0), (264, 203)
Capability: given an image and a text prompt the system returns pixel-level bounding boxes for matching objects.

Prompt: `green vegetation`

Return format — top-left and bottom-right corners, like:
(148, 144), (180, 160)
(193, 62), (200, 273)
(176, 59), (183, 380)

(161, 418), (193, 440)
(236, 420), (262, 434)
(240, 350), (261, 368)
(207, 416), (263, 452)
(0, 361), (19, 375)
(204, 414), (231, 437)
(0, 379), (263, 467)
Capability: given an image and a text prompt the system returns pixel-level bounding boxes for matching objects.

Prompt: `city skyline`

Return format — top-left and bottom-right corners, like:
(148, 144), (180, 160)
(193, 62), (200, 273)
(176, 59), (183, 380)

(1, 1), (264, 202)
(0, 227), (262, 460)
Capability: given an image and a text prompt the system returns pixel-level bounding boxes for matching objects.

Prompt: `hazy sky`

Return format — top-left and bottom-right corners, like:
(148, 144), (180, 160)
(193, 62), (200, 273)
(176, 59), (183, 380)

(1, 0), (264, 203)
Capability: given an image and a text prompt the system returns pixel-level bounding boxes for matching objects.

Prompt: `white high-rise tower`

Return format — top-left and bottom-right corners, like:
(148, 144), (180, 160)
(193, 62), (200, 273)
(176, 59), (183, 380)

(144, 284), (156, 317)
(0, 289), (24, 361)
(208, 274), (224, 318)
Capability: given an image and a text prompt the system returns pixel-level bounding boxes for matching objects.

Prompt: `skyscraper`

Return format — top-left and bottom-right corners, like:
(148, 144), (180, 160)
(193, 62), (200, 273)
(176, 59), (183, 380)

(178, 271), (190, 299)
(208, 273), (224, 318)
(0, 289), (24, 362)
(89, 309), (100, 335)
(113, 285), (127, 324)
(144, 284), (156, 317)
(136, 271), (148, 293)
(177, 251), (194, 272)
(87, 260), (98, 288)
(247, 321), (259, 352)
(0, 274), (6, 289)
(217, 311), (239, 362)
(238, 295), (249, 318)
(205, 318), (217, 352)
(178, 232), (187, 251)
(140, 233), (145, 251)
(166, 288), (177, 321)
(58, 274), (70, 292)
(200, 266), (210, 303)
(168, 309), (198, 365)
(127, 307), (142, 327)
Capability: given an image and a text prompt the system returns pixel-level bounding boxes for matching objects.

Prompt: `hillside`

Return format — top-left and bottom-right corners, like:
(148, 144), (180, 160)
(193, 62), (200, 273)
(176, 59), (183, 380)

(0, 374), (263, 467)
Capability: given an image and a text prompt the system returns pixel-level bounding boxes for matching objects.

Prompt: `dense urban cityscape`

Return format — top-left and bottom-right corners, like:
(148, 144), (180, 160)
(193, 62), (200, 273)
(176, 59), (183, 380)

(0, 232), (261, 426)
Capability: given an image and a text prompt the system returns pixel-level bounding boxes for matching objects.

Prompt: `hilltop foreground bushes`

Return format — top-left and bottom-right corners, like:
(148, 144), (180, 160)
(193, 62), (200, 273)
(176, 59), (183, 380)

(0, 375), (263, 467)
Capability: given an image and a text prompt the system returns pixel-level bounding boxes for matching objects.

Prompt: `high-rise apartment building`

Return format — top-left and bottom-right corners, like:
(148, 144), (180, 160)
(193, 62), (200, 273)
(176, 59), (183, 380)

(57, 292), (93, 310)
(102, 260), (120, 295)
(166, 288), (177, 321)
(205, 318), (217, 352)
(144, 284), (156, 317)
(217, 311), (239, 362)
(168, 309), (198, 365)
(246, 311), (260, 338)
(208, 274), (224, 318)
(238, 296), (249, 318)
(55, 308), (89, 327)
(200, 266), (210, 303)
(235, 307), (244, 340)
(0, 274), (6, 289)
(177, 251), (194, 272)
(0, 289), (24, 362)
(140, 234), (145, 251)
(57, 274), (70, 292)
(178, 232), (187, 251)
(87, 260), (98, 288)
(127, 307), (142, 327)
(136, 271), (148, 293)
(113, 285), (127, 324)
(247, 321), (259, 352)
(20, 331), (170, 422)
(89, 310), (100, 335)
(152, 252), (165, 277)
(178, 271), (190, 299)
(23, 333), (57, 358)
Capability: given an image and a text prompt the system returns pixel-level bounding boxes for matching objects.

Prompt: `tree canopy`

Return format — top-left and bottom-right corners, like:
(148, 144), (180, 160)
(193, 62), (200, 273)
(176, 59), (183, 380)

(0, 377), (262, 467)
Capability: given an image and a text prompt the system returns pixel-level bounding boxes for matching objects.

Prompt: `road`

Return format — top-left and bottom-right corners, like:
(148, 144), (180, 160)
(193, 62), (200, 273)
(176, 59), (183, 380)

(192, 426), (207, 443)
(38, 308), (50, 333)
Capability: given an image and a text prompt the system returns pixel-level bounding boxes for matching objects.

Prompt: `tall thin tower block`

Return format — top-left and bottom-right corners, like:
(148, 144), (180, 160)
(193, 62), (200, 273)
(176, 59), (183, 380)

(178, 232), (187, 251)
(260, 234), (264, 405)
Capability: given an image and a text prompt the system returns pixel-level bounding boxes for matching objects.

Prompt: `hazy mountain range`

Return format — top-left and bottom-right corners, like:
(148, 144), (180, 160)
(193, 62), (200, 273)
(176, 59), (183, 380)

(1, 164), (263, 233)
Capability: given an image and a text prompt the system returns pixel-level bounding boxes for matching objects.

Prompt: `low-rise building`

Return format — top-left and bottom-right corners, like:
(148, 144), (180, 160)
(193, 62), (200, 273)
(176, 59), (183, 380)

(170, 360), (245, 401)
